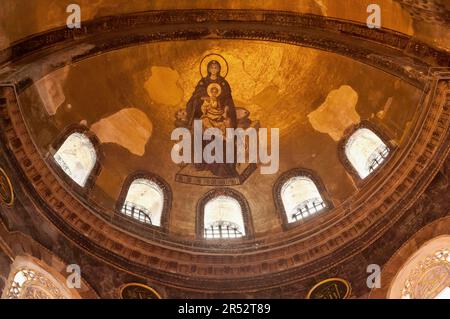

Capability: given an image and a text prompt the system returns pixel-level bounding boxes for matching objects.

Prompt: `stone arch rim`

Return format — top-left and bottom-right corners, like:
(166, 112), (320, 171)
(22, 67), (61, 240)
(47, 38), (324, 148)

(1, 9), (448, 91)
(368, 219), (450, 299)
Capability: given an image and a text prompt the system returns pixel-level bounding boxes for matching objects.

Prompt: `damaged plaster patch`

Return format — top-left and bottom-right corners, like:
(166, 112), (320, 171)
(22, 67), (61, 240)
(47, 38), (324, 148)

(314, 0), (328, 15)
(35, 66), (70, 116)
(307, 85), (360, 141)
(145, 66), (183, 106)
(91, 108), (152, 156)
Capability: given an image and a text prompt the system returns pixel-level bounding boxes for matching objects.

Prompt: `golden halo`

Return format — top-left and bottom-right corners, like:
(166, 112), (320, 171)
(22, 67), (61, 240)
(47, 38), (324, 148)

(207, 83), (222, 97)
(200, 53), (229, 78)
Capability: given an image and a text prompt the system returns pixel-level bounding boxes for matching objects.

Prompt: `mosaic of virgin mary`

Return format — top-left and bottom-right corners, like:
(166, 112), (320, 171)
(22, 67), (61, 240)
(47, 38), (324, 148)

(174, 54), (259, 185)
(178, 54), (237, 177)
(186, 55), (237, 129)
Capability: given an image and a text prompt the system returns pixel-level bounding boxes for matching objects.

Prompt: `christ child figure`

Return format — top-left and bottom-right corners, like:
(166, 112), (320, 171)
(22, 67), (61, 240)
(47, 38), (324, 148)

(200, 83), (231, 136)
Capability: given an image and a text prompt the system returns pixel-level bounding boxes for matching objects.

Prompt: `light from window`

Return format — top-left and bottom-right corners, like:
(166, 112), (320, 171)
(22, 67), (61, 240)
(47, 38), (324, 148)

(435, 287), (450, 299)
(53, 132), (96, 187)
(345, 128), (389, 179)
(121, 179), (164, 226)
(204, 195), (245, 239)
(281, 176), (326, 223)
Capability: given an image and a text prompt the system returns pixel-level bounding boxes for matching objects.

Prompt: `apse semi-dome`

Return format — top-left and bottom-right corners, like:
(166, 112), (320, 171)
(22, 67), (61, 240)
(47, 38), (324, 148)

(0, 1), (449, 299)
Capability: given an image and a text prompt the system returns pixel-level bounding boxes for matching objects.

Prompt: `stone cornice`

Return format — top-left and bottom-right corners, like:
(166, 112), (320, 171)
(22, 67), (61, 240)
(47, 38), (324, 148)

(0, 10), (449, 89)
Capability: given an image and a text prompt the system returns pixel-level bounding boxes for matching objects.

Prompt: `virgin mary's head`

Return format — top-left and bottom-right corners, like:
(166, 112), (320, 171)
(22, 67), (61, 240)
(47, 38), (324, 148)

(207, 60), (221, 77)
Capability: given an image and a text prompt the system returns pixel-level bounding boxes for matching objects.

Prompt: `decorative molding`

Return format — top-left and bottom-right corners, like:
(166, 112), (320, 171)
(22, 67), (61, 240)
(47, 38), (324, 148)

(401, 248), (450, 299)
(0, 221), (99, 299)
(1, 10), (449, 91)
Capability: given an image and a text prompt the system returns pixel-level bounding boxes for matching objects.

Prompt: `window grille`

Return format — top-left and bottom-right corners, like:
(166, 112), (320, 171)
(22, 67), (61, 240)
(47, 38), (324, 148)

(291, 197), (326, 221)
(121, 201), (152, 225)
(204, 220), (243, 239)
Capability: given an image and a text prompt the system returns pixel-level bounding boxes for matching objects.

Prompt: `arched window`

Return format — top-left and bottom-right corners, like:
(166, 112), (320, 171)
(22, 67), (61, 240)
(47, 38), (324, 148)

(274, 169), (331, 228)
(345, 128), (390, 179)
(53, 132), (97, 187)
(203, 195), (245, 239)
(281, 176), (326, 223)
(121, 179), (164, 227)
(388, 236), (450, 299)
(197, 189), (252, 240)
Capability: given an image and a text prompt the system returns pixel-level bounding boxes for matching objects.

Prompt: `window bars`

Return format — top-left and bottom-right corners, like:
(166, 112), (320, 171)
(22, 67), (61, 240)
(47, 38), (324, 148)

(291, 197), (326, 221)
(54, 154), (72, 177)
(121, 201), (153, 225)
(204, 220), (243, 239)
(367, 144), (389, 173)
